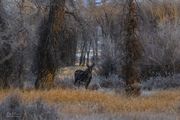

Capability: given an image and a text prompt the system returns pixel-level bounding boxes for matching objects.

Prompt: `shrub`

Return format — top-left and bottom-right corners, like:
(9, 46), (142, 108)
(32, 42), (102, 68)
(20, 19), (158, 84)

(142, 74), (180, 90)
(93, 75), (125, 89)
(54, 76), (75, 89)
(0, 94), (24, 120)
(0, 94), (60, 120)
(24, 99), (59, 120)
(97, 54), (117, 78)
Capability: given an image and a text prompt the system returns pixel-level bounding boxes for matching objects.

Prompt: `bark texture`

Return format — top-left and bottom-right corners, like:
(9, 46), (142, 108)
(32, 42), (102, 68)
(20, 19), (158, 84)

(123, 0), (143, 96)
(35, 0), (65, 89)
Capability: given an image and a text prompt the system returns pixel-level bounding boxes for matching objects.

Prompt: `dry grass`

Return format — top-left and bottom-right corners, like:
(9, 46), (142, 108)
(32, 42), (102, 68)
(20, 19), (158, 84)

(0, 89), (179, 114)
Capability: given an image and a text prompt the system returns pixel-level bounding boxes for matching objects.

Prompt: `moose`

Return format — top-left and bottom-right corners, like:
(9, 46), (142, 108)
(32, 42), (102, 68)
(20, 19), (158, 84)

(74, 63), (95, 89)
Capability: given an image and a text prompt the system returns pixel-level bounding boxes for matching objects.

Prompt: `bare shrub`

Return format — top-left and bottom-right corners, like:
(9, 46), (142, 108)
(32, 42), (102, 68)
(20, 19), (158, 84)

(24, 99), (59, 120)
(142, 74), (180, 90)
(0, 94), (24, 120)
(0, 94), (59, 120)
(88, 83), (101, 90)
(60, 113), (177, 120)
(54, 76), (75, 89)
(93, 75), (125, 89)
(178, 105), (180, 115)
(97, 55), (117, 78)
(140, 3), (180, 74)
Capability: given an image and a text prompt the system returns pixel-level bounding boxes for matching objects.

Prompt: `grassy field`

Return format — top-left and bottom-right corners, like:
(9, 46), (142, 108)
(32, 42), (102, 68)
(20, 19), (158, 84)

(0, 66), (180, 119)
(0, 89), (180, 114)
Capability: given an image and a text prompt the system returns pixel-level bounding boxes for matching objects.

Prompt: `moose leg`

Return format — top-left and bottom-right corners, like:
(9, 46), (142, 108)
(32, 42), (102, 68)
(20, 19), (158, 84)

(77, 80), (81, 88)
(85, 78), (91, 89)
(74, 74), (78, 85)
(74, 78), (78, 85)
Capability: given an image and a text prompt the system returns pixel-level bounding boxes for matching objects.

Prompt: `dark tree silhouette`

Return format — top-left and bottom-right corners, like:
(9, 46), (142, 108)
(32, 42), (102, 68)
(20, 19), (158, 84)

(35, 0), (65, 89)
(123, 0), (143, 96)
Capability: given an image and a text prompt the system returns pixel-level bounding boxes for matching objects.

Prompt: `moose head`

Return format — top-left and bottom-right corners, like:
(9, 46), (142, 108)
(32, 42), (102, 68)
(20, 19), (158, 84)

(85, 63), (95, 73)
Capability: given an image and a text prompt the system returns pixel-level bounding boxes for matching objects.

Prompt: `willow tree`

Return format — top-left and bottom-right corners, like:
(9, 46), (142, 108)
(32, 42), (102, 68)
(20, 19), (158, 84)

(35, 0), (65, 89)
(123, 0), (143, 95)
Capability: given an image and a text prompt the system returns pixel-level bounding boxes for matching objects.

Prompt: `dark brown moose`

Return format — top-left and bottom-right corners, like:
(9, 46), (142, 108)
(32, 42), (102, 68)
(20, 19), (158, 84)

(74, 63), (95, 89)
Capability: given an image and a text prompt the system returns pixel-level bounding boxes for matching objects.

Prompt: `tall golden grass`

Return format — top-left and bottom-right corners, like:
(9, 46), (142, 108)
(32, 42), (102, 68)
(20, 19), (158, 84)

(0, 89), (179, 113)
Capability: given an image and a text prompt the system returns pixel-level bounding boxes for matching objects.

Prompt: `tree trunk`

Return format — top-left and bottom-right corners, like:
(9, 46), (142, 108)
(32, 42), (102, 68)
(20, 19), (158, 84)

(79, 39), (87, 66)
(95, 35), (99, 62)
(79, 41), (86, 66)
(123, 0), (143, 96)
(86, 40), (92, 65)
(35, 0), (65, 89)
